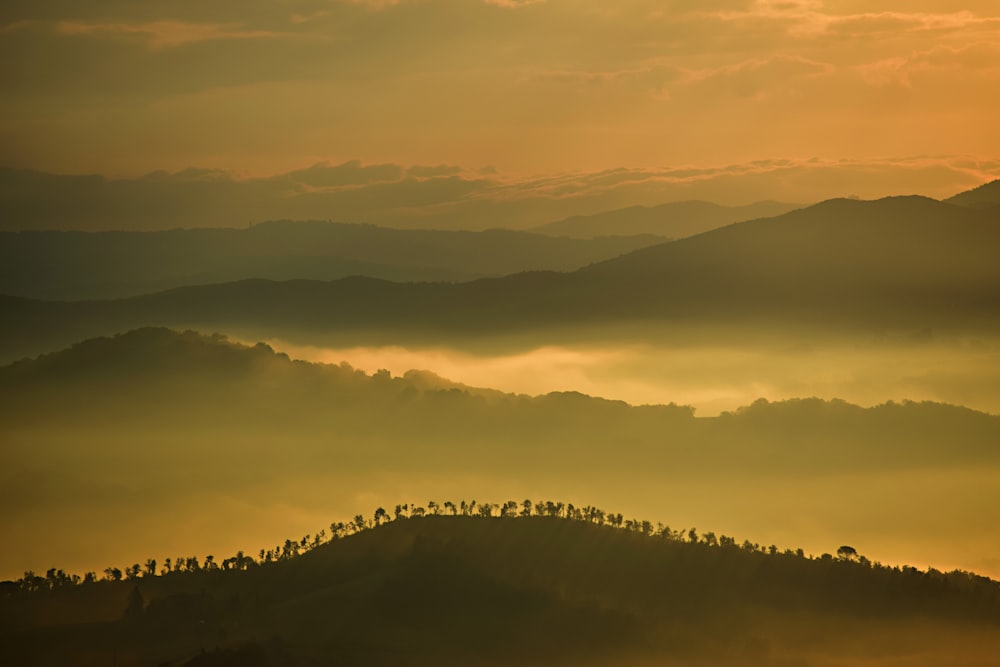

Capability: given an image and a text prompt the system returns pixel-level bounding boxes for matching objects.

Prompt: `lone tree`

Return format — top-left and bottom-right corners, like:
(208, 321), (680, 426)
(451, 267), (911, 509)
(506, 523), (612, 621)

(837, 545), (859, 561)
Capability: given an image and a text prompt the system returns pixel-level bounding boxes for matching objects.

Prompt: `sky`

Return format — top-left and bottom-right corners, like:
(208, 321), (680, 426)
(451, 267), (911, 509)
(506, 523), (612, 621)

(1, 0), (999, 204)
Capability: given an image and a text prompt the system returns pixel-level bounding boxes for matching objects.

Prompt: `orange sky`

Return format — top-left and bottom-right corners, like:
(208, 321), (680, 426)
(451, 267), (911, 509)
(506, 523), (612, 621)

(1, 1), (998, 199)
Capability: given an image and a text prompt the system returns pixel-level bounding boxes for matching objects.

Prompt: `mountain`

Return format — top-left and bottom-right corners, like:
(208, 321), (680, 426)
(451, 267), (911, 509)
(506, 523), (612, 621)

(533, 200), (799, 239)
(2, 196), (998, 361)
(947, 179), (1000, 210)
(0, 221), (662, 300)
(578, 196), (1000, 315)
(3, 328), (1000, 584)
(3, 514), (999, 667)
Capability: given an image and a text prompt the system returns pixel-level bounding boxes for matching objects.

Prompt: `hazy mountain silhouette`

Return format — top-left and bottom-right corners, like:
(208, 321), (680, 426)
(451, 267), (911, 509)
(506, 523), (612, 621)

(946, 178), (1000, 210)
(3, 514), (999, 667)
(0, 165), (812, 234)
(578, 195), (1000, 318)
(533, 200), (799, 239)
(2, 196), (997, 360)
(3, 328), (1000, 584)
(4, 328), (995, 471)
(0, 221), (661, 300)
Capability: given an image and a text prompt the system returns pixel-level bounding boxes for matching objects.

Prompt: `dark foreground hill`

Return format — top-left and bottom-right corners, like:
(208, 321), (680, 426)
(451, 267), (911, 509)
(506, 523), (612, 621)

(2, 514), (999, 667)
(0, 221), (662, 300)
(2, 196), (998, 360)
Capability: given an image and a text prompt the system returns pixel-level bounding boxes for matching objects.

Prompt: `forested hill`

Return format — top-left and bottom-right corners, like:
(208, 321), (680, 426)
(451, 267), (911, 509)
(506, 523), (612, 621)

(3, 512), (999, 667)
(4, 327), (997, 475)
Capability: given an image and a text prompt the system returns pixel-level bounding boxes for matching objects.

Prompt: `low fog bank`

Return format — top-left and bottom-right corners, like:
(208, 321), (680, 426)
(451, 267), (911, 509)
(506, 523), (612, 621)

(261, 334), (1000, 418)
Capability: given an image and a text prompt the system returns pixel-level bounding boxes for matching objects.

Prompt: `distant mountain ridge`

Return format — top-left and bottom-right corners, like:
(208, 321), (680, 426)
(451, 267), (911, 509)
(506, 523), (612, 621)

(533, 199), (799, 238)
(946, 178), (1000, 210)
(581, 195), (998, 280)
(0, 221), (662, 300)
(2, 195), (998, 360)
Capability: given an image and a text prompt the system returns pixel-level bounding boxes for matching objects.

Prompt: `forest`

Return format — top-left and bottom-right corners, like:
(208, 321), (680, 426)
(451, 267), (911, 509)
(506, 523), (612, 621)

(4, 503), (1000, 667)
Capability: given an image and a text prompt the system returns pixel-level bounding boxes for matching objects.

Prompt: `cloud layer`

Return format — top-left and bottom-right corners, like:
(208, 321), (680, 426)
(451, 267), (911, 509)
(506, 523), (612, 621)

(1, 1), (998, 189)
(3, 155), (998, 231)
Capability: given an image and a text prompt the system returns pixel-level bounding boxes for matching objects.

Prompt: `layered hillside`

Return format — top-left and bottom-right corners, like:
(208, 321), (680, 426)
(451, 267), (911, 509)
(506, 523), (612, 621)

(3, 196), (998, 362)
(3, 329), (999, 584)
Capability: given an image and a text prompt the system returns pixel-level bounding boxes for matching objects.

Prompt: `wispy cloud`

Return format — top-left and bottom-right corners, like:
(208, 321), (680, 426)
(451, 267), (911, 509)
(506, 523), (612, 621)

(54, 19), (285, 50)
(1, 1), (997, 182)
(2, 156), (997, 232)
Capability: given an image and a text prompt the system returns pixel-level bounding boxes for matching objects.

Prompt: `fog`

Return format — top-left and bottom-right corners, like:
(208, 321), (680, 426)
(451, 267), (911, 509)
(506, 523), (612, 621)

(3, 328), (999, 587)
(262, 336), (1000, 417)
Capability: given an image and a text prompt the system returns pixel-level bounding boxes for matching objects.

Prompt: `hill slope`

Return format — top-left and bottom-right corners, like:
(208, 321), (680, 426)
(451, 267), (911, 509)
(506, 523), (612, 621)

(534, 199), (799, 238)
(2, 515), (1000, 667)
(947, 179), (1000, 210)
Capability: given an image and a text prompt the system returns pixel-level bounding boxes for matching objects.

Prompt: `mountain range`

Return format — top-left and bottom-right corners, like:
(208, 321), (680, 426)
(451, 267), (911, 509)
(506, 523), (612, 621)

(2, 194), (998, 361)
(0, 222), (663, 300)
(532, 199), (798, 238)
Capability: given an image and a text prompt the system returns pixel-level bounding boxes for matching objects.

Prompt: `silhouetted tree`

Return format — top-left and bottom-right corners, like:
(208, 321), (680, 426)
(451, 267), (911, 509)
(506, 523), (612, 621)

(837, 545), (859, 561)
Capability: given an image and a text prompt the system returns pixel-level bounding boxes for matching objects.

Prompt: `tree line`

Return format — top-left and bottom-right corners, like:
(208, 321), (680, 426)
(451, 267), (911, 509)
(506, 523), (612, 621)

(2, 497), (980, 595)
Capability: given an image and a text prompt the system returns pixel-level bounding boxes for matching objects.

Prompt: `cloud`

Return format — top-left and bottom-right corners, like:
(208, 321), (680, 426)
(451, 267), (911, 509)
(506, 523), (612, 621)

(858, 41), (1000, 87)
(54, 19), (285, 50)
(1, 1), (998, 179)
(679, 55), (834, 98)
(286, 161), (405, 188)
(408, 164), (464, 178)
(2, 156), (998, 233)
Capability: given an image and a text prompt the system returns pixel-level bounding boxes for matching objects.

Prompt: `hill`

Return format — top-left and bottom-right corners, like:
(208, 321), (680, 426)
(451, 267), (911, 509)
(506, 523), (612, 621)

(2, 513), (999, 666)
(947, 179), (1000, 210)
(3, 328), (1000, 584)
(533, 200), (799, 238)
(0, 221), (661, 300)
(2, 196), (998, 361)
